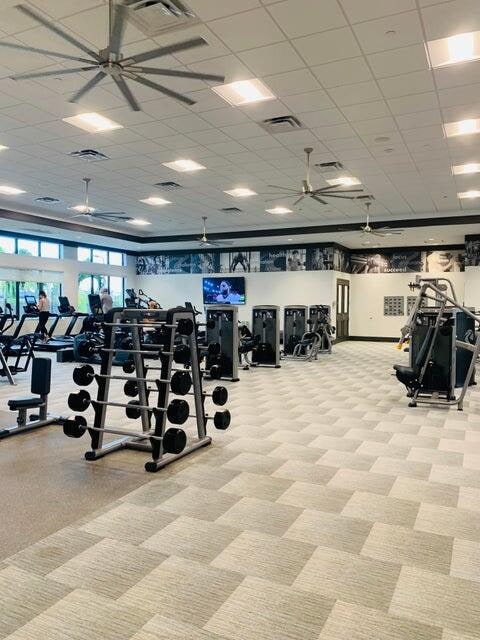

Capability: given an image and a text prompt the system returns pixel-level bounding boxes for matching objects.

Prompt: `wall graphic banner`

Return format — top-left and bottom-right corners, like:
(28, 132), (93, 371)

(306, 247), (333, 271)
(191, 252), (219, 274)
(334, 247), (350, 273)
(164, 253), (191, 274)
(465, 238), (480, 266)
(219, 251), (260, 273)
(425, 250), (464, 273)
(350, 250), (423, 274)
(260, 249), (286, 272)
(286, 248), (306, 271)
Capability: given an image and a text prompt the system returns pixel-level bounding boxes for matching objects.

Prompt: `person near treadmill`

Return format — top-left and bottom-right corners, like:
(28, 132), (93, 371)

(36, 290), (51, 342)
(100, 287), (113, 314)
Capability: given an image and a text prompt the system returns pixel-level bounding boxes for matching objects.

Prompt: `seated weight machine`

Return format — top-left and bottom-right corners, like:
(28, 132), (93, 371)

(394, 277), (480, 410)
(246, 305), (281, 368)
(205, 305), (239, 382)
(64, 306), (231, 472)
(307, 305), (334, 354)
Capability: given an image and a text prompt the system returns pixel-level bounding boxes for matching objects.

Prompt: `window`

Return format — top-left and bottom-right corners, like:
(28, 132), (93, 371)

(78, 247), (91, 262)
(40, 282), (62, 306)
(78, 274), (124, 312)
(109, 276), (124, 307)
(40, 242), (60, 259)
(92, 249), (108, 264)
(0, 237), (15, 254)
(17, 239), (39, 256)
(0, 280), (17, 311)
(78, 273), (92, 313)
(109, 251), (124, 266)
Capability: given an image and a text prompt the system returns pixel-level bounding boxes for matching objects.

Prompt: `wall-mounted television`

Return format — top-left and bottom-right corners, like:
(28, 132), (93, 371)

(203, 277), (246, 305)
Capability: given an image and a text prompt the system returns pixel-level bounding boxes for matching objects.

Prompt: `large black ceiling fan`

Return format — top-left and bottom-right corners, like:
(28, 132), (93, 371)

(2, 1), (225, 111)
(264, 147), (366, 206)
(71, 177), (133, 223)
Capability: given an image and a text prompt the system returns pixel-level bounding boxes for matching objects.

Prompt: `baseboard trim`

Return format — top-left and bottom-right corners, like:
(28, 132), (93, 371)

(348, 336), (398, 343)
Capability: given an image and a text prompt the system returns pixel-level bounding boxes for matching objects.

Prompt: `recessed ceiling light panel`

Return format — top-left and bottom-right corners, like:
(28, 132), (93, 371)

(212, 79), (275, 106)
(452, 163), (480, 175)
(71, 205), (95, 213)
(140, 197), (171, 206)
(326, 176), (361, 187)
(458, 190), (480, 198)
(266, 206), (292, 215)
(128, 218), (151, 226)
(0, 185), (25, 195)
(162, 159), (206, 172)
(426, 31), (480, 68)
(0, 145), (9, 152)
(224, 188), (257, 198)
(444, 118), (480, 137)
(63, 112), (123, 133)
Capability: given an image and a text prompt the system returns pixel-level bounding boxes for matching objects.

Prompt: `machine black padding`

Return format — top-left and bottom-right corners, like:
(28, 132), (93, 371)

(30, 357), (51, 396)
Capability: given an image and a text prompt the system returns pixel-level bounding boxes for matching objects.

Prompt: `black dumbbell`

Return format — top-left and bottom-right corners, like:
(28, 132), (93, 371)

(63, 415), (187, 455)
(208, 364), (222, 380)
(177, 318), (194, 336)
(124, 370), (192, 398)
(73, 364), (95, 386)
(78, 339), (97, 358)
(167, 398), (231, 430)
(68, 389), (91, 412)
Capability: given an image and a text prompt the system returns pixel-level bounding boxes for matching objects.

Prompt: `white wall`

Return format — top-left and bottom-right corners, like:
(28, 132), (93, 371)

(465, 266), (480, 310)
(137, 270), (340, 327)
(349, 271), (466, 338)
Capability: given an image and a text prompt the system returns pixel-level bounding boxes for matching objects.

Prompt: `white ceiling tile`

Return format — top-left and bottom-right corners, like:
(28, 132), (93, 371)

(220, 122), (266, 140)
(281, 89), (335, 113)
(328, 81), (383, 106)
(300, 108), (346, 128)
(187, 129), (232, 145)
(341, 100), (390, 121)
(438, 83), (480, 108)
(367, 45), (429, 79)
(292, 28), (361, 66)
(313, 123), (357, 141)
(241, 136), (283, 150)
(129, 121), (175, 139)
(206, 140), (248, 154)
(442, 103), (480, 122)
(387, 91), (438, 115)
(30, 0), (103, 19)
(201, 107), (250, 127)
(395, 109), (442, 129)
(263, 68), (321, 96)
(353, 11), (424, 55)
(401, 124), (444, 140)
(339, 0), (416, 23)
(237, 42), (304, 76)
(311, 57), (373, 88)
(434, 64), (480, 91)
(267, 0), (346, 38)
(378, 70), (435, 99)
(208, 8), (285, 51)
(162, 114), (211, 133)
(152, 133), (197, 150)
(187, 0), (261, 21)
(353, 116), (398, 134)
(421, 0), (480, 40)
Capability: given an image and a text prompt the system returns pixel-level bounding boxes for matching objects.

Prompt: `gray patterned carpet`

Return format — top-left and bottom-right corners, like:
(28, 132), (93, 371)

(2, 341), (480, 639)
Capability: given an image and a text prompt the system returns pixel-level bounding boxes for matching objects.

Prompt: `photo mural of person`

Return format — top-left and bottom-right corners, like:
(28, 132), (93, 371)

(191, 252), (219, 274)
(286, 248), (306, 271)
(426, 250), (464, 272)
(306, 247), (334, 270)
(466, 238), (480, 266)
(260, 249), (286, 272)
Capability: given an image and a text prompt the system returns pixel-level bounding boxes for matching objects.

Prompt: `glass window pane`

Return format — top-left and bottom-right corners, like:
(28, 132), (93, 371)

(0, 237), (15, 254)
(40, 242), (60, 259)
(109, 276), (124, 307)
(92, 249), (108, 264)
(0, 281), (17, 313)
(41, 282), (61, 307)
(18, 239), (39, 257)
(109, 251), (123, 266)
(78, 247), (91, 262)
(92, 274), (107, 293)
(78, 274), (92, 312)
(19, 281), (38, 311)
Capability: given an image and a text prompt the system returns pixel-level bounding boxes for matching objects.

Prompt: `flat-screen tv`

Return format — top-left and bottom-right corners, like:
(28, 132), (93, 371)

(203, 277), (246, 305)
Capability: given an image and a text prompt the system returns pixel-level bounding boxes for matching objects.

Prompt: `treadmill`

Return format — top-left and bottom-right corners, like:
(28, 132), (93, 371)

(35, 296), (87, 352)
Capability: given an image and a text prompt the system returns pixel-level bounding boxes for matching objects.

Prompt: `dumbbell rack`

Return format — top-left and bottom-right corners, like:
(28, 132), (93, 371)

(79, 306), (212, 472)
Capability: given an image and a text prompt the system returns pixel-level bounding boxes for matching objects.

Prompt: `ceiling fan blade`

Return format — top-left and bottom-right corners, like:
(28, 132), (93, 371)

(109, 2), (128, 58)
(311, 195), (328, 205)
(124, 37), (208, 65)
(126, 66), (225, 82)
(267, 185), (300, 192)
(94, 214), (133, 221)
(17, 4), (102, 62)
(71, 214), (86, 219)
(112, 74), (140, 111)
(371, 231), (386, 237)
(293, 195), (305, 206)
(315, 188), (364, 194)
(69, 71), (107, 103)
(319, 194), (359, 200)
(10, 66), (97, 81)
(92, 211), (127, 216)
(124, 72), (195, 105)
(0, 41), (94, 64)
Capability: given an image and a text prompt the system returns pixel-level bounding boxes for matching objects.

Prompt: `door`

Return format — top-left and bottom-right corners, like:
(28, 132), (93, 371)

(336, 279), (350, 341)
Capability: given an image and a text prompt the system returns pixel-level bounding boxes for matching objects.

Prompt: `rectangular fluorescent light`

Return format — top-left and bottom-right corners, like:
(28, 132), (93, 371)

(0, 145), (9, 152)
(71, 205), (95, 213)
(224, 188), (257, 198)
(62, 112), (123, 133)
(426, 31), (480, 68)
(128, 218), (151, 226)
(140, 197), (171, 206)
(0, 185), (25, 195)
(162, 159), (206, 172)
(212, 79), (275, 106)
(458, 190), (480, 198)
(452, 163), (480, 175)
(326, 176), (361, 187)
(266, 206), (292, 214)
(444, 119), (480, 137)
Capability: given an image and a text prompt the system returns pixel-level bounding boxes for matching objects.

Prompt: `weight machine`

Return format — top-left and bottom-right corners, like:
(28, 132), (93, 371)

(205, 305), (239, 382)
(283, 306), (307, 356)
(394, 277), (480, 410)
(248, 305), (281, 368)
(308, 305), (334, 354)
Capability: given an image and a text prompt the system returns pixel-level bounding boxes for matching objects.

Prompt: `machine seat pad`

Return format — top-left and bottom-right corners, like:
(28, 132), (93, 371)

(393, 364), (417, 384)
(8, 396), (43, 410)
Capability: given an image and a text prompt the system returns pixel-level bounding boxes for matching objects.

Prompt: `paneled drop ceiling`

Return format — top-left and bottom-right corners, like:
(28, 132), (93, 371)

(0, 0), (478, 249)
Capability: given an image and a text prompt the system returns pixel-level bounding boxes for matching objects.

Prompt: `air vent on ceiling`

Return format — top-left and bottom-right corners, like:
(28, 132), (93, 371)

(315, 161), (344, 174)
(35, 196), (61, 204)
(154, 180), (183, 191)
(219, 207), (243, 214)
(68, 149), (109, 162)
(123, 0), (199, 37)
(260, 115), (303, 134)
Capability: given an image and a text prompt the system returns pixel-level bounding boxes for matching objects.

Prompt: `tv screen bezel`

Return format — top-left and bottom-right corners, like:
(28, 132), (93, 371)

(202, 276), (246, 305)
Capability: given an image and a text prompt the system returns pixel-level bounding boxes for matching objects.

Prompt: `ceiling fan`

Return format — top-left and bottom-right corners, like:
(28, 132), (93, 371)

(264, 147), (365, 206)
(360, 200), (403, 239)
(71, 177), (133, 222)
(3, 1), (225, 111)
(197, 217), (232, 247)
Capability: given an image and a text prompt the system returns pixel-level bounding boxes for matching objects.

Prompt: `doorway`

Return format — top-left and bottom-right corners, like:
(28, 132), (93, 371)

(336, 278), (350, 341)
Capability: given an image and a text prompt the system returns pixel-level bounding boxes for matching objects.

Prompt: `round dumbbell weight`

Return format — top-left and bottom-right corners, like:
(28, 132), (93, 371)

(209, 364), (222, 380)
(177, 318), (194, 336)
(166, 398), (190, 425)
(68, 389), (91, 412)
(120, 336), (133, 350)
(124, 379), (139, 397)
(211, 386), (228, 406)
(213, 409), (231, 430)
(207, 342), (221, 357)
(72, 364), (95, 387)
(163, 427), (187, 454)
(173, 344), (191, 365)
(78, 339), (97, 358)
(124, 370), (192, 398)
(123, 360), (135, 374)
(63, 415), (88, 438)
